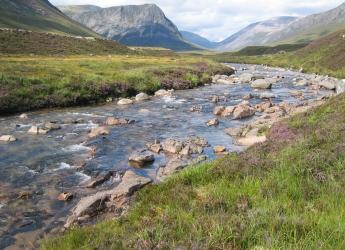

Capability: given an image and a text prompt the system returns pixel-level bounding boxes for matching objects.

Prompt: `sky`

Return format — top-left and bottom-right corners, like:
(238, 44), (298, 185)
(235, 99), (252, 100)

(51, 0), (345, 41)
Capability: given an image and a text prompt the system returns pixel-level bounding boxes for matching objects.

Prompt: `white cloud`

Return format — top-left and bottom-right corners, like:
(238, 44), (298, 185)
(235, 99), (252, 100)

(51, 0), (345, 41)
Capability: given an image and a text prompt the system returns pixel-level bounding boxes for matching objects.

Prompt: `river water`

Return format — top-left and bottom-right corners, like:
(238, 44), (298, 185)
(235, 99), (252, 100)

(0, 64), (333, 249)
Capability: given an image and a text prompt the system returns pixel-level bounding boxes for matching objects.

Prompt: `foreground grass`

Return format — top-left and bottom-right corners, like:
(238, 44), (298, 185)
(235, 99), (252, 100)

(42, 91), (345, 248)
(0, 54), (231, 115)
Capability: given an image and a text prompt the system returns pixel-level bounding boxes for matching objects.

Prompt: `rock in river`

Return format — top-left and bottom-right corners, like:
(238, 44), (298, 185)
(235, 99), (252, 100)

(233, 104), (255, 119)
(57, 192), (73, 201)
(251, 79), (272, 89)
(117, 98), (134, 105)
(207, 118), (219, 127)
(213, 146), (226, 153)
(88, 126), (110, 138)
(129, 149), (155, 166)
(135, 92), (150, 101)
(0, 135), (16, 142)
(155, 89), (173, 97)
(106, 117), (133, 126)
(162, 138), (184, 154)
(27, 126), (50, 135)
(65, 170), (152, 228)
(213, 106), (225, 115)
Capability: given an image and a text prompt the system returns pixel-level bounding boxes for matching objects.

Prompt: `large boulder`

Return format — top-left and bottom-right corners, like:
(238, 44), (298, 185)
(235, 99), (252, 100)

(233, 105), (255, 119)
(162, 138), (184, 154)
(251, 79), (272, 89)
(117, 98), (134, 105)
(0, 135), (16, 142)
(88, 126), (110, 138)
(135, 93), (150, 101)
(129, 149), (155, 166)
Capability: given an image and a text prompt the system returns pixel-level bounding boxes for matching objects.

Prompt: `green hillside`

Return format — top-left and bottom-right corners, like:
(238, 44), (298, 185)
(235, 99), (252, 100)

(0, 29), (130, 55)
(210, 28), (345, 78)
(0, 0), (99, 37)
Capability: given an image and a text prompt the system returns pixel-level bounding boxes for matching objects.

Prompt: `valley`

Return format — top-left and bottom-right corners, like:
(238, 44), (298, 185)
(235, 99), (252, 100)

(1, 0), (345, 249)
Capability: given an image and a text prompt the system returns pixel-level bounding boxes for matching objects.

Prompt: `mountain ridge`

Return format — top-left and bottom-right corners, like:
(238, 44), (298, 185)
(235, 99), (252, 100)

(0, 0), (99, 37)
(59, 4), (197, 51)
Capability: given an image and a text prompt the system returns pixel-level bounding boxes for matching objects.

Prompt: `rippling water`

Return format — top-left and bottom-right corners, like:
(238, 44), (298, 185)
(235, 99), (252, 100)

(0, 64), (332, 249)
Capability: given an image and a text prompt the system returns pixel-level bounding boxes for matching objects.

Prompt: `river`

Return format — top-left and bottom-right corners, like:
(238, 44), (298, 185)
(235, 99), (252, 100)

(0, 64), (333, 249)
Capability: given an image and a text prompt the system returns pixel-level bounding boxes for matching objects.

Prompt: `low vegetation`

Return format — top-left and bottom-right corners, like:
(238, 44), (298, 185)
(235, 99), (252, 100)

(0, 54), (231, 115)
(42, 87), (345, 249)
(0, 29), (131, 55)
(209, 29), (345, 79)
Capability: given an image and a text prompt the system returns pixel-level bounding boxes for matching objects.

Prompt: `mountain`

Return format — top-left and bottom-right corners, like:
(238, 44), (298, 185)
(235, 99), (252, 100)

(59, 4), (197, 51)
(217, 16), (298, 51)
(181, 31), (217, 49)
(0, 0), (99, 37)
(267, 2), (345, 44)
(57, 5), (102, 19)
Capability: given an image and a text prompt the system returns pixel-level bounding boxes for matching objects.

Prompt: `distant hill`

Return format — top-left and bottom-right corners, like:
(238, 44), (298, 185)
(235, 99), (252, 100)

(0, 0), (99, 37)
(181, 31), (217, 49)
(217, 16), (297, 51)
(0, 29), (131, 55)
(59, 4), (198, 51)
(268, 2), (345, 44)
(294, 28), (345, 71)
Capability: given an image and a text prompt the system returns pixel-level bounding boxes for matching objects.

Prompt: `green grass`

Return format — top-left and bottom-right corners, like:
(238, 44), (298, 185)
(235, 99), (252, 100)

(209, 28), (345, 79)
(42, 90), (345, 249)
(0, 55), (231, 115)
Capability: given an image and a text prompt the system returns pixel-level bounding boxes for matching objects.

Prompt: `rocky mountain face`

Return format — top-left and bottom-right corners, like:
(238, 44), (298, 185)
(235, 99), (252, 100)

(181, 31), (217, 49)
(60, 4), (196, 51)
(217, 16), (298, 51)
(0, 0), (98, 37)
(265, 2), (345, 44)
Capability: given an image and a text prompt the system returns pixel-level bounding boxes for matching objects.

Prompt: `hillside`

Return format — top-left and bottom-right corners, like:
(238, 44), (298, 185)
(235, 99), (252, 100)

(210, 28), (345, 78)
(217, 16), (297, 51)
(0, 29), (131, 55)
(0, 0), (99, 37)
(181, 31), (217, 49)
(269, 2), (345, 44)
(59, 4), (197, 51)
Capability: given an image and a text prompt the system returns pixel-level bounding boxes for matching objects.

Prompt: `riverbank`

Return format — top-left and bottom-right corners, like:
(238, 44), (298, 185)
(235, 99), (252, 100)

(0, 55), (232, 115)
(41, 65), (345, 249)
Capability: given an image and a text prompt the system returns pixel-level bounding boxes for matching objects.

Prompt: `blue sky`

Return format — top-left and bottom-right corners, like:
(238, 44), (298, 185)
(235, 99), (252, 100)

(51, 0), (345, 41)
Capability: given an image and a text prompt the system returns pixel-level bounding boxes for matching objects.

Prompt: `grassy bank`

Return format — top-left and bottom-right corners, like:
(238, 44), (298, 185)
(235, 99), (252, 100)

(209, 29), (345, 79)
(43, 90), (345, 248)
(0, 54), (232, 115)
